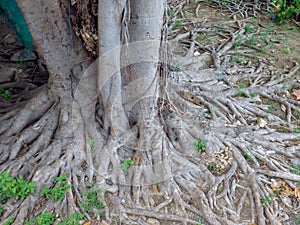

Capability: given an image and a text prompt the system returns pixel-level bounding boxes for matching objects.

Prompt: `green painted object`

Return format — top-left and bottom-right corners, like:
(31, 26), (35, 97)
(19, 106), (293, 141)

(0, 0), (33, 52)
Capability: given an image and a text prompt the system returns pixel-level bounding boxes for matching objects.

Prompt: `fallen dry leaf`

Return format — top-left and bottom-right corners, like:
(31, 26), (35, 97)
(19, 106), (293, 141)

(83, 222), (92, 225)
(292, 89), (300, 100)
(257, 117), (268, 128)
(281, 182), (292, 196)
(271, 179), (283, 192)
(271, 180), (292, 196)
(180, 91), (202, 105)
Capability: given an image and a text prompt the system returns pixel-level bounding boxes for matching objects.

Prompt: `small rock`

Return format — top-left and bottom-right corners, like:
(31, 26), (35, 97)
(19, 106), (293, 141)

(146, 218), (160, 225)
(193, 50), (201, 56)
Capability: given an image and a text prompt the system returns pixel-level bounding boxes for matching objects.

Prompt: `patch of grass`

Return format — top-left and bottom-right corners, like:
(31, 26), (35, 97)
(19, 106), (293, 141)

(0, 87), (11, 100)
(272, 0), (300, 23)
(120, 158), (135, 173)
(194, 139), (206, 152)
(291, 165), (300, 174)
(230, 55), (248, 64)
(294, 215), (300, 224)
(4, 217), (15, 225)
(236, 82), (250, 97)
(246, 36), (257, 46)
(167, 8), (175, 17)
(245, 24), (254, 34)
(26, 211), (56, 225)
(267, 102), (278, 112)
(81, 189), (105, 217)
(208, 162), (216, 171)
(259, 32), (269, 46)
(57, 212), (84, 225)
(294, 128), (300, 133)
(173, 19), (183, 30)
(196, 32), (212, 45)
(284, 46), (291, 54)
(0, 170), (35, 201)
(26, 212), (84, 225)
(261, 193), (276, 206)
(40, 174), (71, 201)
(233, 34), (243, 49)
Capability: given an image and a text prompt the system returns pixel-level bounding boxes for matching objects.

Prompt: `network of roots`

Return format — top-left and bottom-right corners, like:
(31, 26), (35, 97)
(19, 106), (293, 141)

(0, 1), (300, 225)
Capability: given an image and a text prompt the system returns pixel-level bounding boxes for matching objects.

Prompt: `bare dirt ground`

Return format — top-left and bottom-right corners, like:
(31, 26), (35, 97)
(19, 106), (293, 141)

(1, 1), (300, 225)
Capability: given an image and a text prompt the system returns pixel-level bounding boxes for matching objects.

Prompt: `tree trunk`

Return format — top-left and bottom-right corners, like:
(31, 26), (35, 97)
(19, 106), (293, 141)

(2, 0), (299, 224)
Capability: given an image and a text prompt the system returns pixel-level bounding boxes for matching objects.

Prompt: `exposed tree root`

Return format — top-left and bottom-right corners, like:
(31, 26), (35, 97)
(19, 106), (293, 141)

(1, 1), (300, 225)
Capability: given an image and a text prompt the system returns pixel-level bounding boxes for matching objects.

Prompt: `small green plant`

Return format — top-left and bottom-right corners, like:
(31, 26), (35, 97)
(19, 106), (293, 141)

(40, 174), (71, 201)
(245, 24), (254, 34)
(0, 88), (11, 100)
(246, 36), (257, 46)
(87, 137), (95, 153)
(167, 8), (175, 17)
(294, 128), (300, 133)
(4, 217), (15, 225)
(17, 59), (24, 65)
(57, 212), (84, 225)
(81, 189), (105, 217)
(291, 165), (300, 174)
(233, 34), (243, 49)
(284, 46), (291, 54)
(217, 185), (223, 193)
(173, 19), (183, 30)
(272, 0), (300, 23)
(208, 162), (217, 171)
(230, 55), (248, 64)
(294, 215), (300, 224)
(267, 102), (278, 112)
(236, 82), (249, 97)
(173, 133), (178, 141)
(0, 170), (36, 201)
(261, 193), (276, 206)
(26, 211), (56, 225)
(194, 139), (206, 152)
(120, 158), (135, 173)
